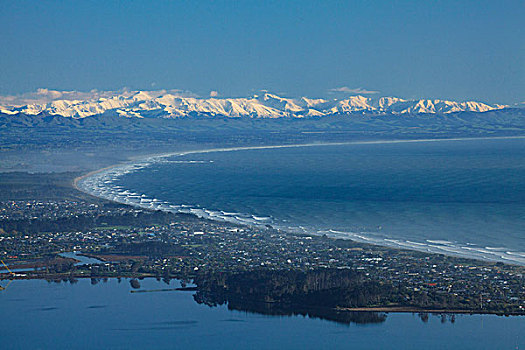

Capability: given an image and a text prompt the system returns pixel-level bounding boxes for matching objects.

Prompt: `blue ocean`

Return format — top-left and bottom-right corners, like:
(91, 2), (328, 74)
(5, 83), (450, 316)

(79, 137), (525, 264)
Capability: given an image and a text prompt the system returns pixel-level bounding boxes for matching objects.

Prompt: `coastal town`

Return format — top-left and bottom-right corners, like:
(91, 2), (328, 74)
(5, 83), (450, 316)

(1, 175), (523, 315)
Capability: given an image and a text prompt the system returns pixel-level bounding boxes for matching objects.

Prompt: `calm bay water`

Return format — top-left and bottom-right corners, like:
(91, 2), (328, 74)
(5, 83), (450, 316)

(0, 279), (523, 350)
(104, 138), (525, 264)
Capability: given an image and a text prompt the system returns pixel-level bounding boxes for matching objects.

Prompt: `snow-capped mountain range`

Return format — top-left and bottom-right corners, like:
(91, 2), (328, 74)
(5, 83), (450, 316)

(0, 90), (508, 119)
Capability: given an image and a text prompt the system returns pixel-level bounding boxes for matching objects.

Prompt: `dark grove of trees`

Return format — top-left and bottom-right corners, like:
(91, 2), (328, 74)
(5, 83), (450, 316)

(193, 269), (406, 309)
(193, 269), (395, 325)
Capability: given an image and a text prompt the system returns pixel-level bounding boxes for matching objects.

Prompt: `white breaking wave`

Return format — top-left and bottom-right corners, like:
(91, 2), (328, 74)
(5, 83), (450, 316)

(324, 230), (525, 265)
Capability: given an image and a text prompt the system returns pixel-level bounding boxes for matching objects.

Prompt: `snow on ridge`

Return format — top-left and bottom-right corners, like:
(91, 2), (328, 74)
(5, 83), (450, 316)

(0, 90), (508, 119)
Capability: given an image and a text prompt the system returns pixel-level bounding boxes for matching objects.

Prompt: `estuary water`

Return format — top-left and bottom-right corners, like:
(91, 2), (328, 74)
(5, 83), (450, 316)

(78, 137), (525, 265)
(0, 278), (523, 350)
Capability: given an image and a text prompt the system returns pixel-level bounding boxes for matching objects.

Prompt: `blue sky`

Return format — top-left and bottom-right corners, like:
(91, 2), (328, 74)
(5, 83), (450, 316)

(0, 0), (523, 103)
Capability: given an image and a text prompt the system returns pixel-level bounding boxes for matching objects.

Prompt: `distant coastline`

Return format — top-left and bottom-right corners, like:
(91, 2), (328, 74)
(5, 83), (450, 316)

(73, 134), (525, 191)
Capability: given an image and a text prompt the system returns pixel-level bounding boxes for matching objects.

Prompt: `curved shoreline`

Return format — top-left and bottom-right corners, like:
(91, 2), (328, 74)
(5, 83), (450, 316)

(72, 135), (525, 266)
(73, 135), (525, 192)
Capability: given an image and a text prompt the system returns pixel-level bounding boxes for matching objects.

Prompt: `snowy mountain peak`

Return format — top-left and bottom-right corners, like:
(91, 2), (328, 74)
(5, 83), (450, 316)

(0, 90), (508, 119)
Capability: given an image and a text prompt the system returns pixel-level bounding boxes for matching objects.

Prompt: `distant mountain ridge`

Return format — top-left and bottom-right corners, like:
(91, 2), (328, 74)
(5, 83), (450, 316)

(0, 90), (508, 119)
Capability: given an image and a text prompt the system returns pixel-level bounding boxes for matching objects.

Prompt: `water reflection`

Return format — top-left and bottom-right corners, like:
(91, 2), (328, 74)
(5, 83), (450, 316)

(193, 291), (387, 325)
